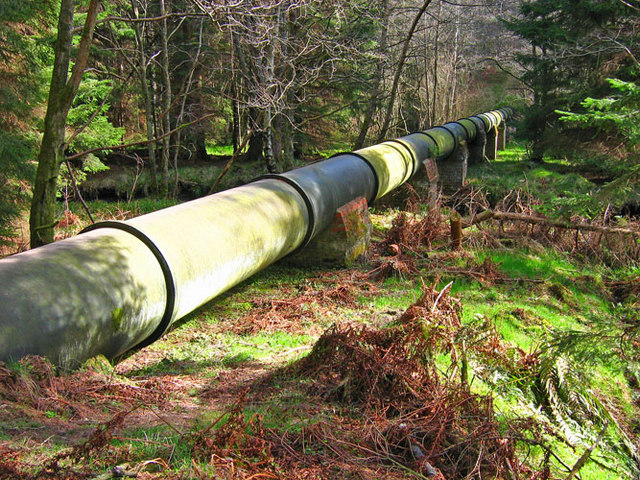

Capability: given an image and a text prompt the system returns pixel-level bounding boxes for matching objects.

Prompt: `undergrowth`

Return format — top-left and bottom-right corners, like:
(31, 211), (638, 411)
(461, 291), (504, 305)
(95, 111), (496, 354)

(1, 145), (639, 478)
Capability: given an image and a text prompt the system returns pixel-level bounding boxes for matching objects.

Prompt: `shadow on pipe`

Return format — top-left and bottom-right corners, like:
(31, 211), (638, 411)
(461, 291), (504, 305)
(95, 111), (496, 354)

(0, 108), (511, 369)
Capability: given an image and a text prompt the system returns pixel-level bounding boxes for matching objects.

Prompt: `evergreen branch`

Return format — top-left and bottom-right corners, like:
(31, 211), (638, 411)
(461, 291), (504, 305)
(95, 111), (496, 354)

(65, 113), (217, 161)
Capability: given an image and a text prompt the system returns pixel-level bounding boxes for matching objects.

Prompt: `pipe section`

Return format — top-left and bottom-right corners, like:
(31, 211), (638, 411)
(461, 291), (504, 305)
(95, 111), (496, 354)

(455, 119), (478, 140)
(0, 108), (511, 368)
(354, 141), (415, 199)
(0, 228), (168, 366)
(262, 154), (377, 244)
(421, 127), (456, 160)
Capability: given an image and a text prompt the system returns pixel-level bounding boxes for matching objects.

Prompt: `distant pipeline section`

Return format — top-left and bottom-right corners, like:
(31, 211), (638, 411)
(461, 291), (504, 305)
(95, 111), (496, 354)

(0, 108), (512, 369)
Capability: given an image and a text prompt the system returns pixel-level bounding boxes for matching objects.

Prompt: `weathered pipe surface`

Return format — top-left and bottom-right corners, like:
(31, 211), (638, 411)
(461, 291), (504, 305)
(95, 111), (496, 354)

(262, 153), (378, 244)
(354, 141), (415, 199)
(0, 108), (510, 369)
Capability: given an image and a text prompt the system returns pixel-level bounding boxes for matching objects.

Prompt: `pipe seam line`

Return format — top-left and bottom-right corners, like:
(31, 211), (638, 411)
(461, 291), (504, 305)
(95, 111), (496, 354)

(330, 151), (380, 205)
(429, 125), (459, 152)
(418, 131), (441, 158)
(258, 173), (317, 248)
(381, 140), (415, 186)
(398, 131), (439, 165)
(385, 139), (420, 178)
(451, 120), (474, 141)
(81, 221), (177, 348)
(467, 116), (486, 136)
(469, 114), (492, 131)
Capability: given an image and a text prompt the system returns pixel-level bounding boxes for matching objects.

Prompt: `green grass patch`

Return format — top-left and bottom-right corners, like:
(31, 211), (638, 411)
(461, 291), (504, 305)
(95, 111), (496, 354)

(358, 276), (423, 311)
(206, 143), (234, 156)
(468, 144), (603, 219)
(112, 424), (192, 470)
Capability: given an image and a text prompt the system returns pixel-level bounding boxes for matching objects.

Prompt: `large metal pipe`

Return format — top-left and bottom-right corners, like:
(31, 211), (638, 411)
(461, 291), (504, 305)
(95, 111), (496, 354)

(0, 108), (510, 368)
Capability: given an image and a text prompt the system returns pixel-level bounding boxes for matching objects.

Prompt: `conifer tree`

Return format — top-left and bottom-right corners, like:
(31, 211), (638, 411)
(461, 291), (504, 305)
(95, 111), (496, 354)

(505, 0), (637, 161)
(0, 1), (57, 246)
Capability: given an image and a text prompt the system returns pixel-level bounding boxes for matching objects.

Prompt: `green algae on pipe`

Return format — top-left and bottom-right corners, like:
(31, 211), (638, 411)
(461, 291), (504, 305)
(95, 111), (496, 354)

(455, 118), (478, 140)
(441, 123), (467, 147)
(0, 179), (309, 369)
(91, 179), (309, 330)
(0, 228), (168, 368)
(472, 113), (493, 131)
(354, 141), (415, 199)
(396, 133), (434, 169)
(421, 127), (457, 160)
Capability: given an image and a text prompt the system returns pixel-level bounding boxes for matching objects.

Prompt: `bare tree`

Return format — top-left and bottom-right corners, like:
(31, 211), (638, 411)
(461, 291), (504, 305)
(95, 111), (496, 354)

(193, 0), (381, 170)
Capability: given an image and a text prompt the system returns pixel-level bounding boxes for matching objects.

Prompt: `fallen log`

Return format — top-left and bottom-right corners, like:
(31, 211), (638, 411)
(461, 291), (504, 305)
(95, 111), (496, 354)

(463, 210), (640, 237)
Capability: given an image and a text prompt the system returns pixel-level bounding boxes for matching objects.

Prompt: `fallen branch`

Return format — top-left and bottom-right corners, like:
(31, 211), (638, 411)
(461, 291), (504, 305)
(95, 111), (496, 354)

(208, 131), (252, 195)
(565, 421), (609, 480)
(464, 210), (640, 237)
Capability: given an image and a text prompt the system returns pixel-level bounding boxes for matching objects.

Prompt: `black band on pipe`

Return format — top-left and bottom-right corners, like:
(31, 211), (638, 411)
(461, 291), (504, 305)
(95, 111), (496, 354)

(469, 115), (490, 132)
(80, 221), (176, 350)
(259, 173), (316, 247)
(452, 121), (473, 141)
(466, 117), (487, 143)
(487, 111), (501, 126)
(385, 139), (418, 178)
(419, 131), (441, 158)
(410, 131), (438, 145)
(331, 152), (379, 205)
(431, 125), (459, 152)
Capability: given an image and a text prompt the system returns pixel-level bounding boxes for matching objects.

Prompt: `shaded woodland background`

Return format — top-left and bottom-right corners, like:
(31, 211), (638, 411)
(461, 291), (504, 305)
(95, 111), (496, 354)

(0, 0), (638, 246)
(1, 2), (640, 479)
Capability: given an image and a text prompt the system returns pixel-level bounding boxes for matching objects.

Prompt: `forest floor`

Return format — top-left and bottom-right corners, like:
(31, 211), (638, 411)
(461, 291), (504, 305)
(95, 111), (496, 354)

(1, 146), (640, 479)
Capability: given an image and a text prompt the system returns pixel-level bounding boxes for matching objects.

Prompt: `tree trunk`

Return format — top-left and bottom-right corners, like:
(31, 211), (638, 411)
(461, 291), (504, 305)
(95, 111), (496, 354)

(245, 129), (264, 164)
(231, 89), (241, 152)
(422, 13), (432, 126)
(172, 18), (205, 195)
(29, 0), (100, 248)
(264, 106), (277, 173)
(377, 0), (432, 142)
(430, 1), (441, 125)
(132, 0), (158, 194)
(446, 13), (460, 120)
(158, 0), (172, 197)
(354, 0), (389, 150)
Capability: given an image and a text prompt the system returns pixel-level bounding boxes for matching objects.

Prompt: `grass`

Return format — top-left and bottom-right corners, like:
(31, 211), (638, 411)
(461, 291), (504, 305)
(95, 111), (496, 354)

(453, 145), (639, 478)
(111, 425), (193, 470)
(358, 276), (423, 311)
(206, 143), (234, 156)
(467, 143), (605, 219)
(2, 143), (639, 479)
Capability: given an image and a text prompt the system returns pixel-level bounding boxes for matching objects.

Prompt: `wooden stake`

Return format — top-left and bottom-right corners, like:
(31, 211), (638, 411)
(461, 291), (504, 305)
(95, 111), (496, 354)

(450, 211), (463, 250)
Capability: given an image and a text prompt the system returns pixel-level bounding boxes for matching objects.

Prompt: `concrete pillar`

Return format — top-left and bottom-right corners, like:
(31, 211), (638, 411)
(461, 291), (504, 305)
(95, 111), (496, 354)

(422, 158), (440, 207)
(437, 141), (468, 195)
(498, 121), (507, 151)
(485, 125), (498, 160)
(468, 126), (487, 165)
(286, 197), (372, 267)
